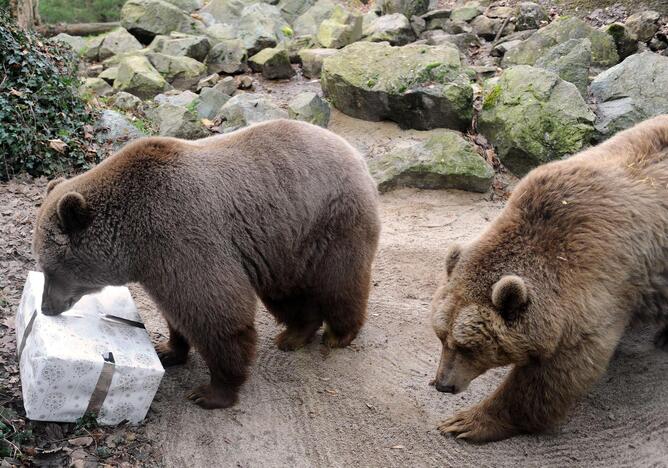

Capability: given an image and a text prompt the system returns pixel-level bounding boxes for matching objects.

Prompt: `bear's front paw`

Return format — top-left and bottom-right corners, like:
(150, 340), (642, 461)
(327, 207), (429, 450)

(438, 405), (516, 443)
(155, 341), (189, 367)
(186, 384), (238, 409)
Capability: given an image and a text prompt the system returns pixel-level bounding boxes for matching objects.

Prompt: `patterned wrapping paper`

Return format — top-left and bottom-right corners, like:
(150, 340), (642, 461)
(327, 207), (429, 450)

(15, 271), (164, 425)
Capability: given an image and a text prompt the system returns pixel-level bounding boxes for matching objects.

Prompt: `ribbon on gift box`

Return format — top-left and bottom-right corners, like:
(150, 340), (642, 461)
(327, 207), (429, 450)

(17, 309), (146, 418)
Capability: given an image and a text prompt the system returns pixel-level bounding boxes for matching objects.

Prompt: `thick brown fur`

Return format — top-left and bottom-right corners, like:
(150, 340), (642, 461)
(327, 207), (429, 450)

(431, 115), (668, 442)
(32, 119), (381, 409)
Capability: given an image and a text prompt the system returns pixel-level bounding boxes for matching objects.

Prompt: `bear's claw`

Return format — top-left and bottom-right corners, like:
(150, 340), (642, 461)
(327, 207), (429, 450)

(186, 384), (238, 409)
(155, 342), (188, 367)
(438, 406), (515, 443)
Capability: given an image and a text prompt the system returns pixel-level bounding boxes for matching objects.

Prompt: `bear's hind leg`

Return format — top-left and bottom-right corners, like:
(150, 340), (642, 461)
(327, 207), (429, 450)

(654, 324), (668, 351)
(264, 295), (323, 351)
(155, 321), (190, 367)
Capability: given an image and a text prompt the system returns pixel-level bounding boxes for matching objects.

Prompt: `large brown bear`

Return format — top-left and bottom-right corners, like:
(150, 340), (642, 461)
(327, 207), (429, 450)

(33, 119), (381, 409)
(431, 115), (668, 442)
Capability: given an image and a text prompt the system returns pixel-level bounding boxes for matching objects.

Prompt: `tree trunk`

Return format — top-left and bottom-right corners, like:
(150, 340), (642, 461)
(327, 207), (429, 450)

(37, 21), (121, 37)
(8, 0), (40, 29)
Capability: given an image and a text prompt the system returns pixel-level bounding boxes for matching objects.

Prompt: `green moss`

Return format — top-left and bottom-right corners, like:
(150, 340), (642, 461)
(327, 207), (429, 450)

(483, 83), (502, 110)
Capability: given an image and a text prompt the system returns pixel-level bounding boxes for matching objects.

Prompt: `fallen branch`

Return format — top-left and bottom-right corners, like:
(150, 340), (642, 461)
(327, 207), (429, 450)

(37, 22), (120, 37)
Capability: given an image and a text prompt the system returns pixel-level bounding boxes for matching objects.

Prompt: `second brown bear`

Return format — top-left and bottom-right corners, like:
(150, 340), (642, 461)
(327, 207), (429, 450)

(33, 119), (381, 409)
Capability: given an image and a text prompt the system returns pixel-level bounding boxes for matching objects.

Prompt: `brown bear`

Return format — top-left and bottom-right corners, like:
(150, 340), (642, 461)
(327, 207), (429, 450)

(32, 119), (381, 409)
(430, 115), (668, 442)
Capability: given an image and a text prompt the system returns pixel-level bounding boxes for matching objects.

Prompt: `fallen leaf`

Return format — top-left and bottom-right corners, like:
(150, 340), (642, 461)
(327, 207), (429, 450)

(48, 139), (67, 153)
(390, 445), (405, 450)
(68, 436), (93, 447)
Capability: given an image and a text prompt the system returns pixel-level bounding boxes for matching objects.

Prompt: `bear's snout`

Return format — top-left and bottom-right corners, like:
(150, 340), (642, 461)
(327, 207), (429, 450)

(434, 382), (459, 394)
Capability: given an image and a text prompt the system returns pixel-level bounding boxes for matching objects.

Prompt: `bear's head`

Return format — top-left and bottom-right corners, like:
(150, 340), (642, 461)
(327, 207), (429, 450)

(32, 177), (124, 315)
(430, 240), (560, 394)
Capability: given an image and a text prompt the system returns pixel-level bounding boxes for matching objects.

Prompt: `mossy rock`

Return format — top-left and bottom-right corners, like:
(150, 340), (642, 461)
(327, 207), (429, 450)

(248, 47), (295, 79)
(502, 16), (618, 68)
(369, 130), (494, 192)
(121, 0), (204, 44)
(113, 55), (168, 98)
(321, 42), (474, 131)
(478, 65), (595, 176)
(147, 53), (206, 90)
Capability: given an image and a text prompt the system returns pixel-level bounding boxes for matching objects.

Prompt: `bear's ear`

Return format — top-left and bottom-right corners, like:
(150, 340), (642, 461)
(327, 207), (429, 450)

(491, 275), (528, 322)
(57, 192), (91, 233)
(445, 243), (463, 276)
(46, 177), (66, 195)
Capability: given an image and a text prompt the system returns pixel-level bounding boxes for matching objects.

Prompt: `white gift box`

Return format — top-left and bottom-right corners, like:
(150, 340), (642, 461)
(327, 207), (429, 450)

(15, 271), (164, 425)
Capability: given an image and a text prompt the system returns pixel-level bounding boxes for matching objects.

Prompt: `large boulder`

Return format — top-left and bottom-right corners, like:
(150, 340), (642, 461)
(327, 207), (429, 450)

(478, 66), (595, 176)
(502, 17), (618, 69)
(51, 33), (87, 54)
(590, 52), (668, 138)
(316, 5), (363, 48)
(163, 0), (202, 12)
(113, 55), (168, 98)
(369, 131), (494, 192)
(206, 39), (247, 74)
(293, 0), (337, 36)
(363, 13), (416, 46)
(237, 3), (291, 55)
(213, 76), (238, 95)
(96, 110), (145, 152)
(600, 23), (638, 60)
(321, 42), (475, 131)
(154, 103), (209, 138)
(298, 48), (337, 78)
(112, 91), (144, 111)
(248, 48), (295, 79)
(535, 38), (592, 96)
(154, 89), (199, 106)
(421, 30), (480, 50)
(80, 77), (114, 97)
(121, 0), (204, 44)
(217, 93), (288, 132)
(150, 32), (211, 62)
(147, 53), (206, 90)
(84, 28), (144, 62)
(379, 0), (429, 19)
(450, 1), (483, 22)
(470, 14), (514, 40)
(198, 0), (255, 25)
(287, 92), (331, 127)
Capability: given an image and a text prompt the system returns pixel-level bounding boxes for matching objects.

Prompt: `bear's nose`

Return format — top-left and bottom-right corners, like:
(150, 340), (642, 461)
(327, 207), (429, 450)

(435, 382), (457, 393)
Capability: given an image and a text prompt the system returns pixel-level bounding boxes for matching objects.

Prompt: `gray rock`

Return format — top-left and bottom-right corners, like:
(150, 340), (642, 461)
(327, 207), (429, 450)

(112, 91), (144, 111)
(321, 42), (475, 131)
(590, 52), (668, 138)
(491, 39), (523, 57)
(470, 14), (514, 40)
(121, 0), (204, 43)
(99, 66), (119, 84)
(196, 87), (231, 119)
(601, 23), (638, 60)
(154, 103), (209, 138)
(98, 28), (144, 61)
(197, 73), (220, 90)
(206, 39), (247, 74)
(51, 33), (87, 54)
(316, 5), (363, 48)
(368, 130), (494, 192)
(213, 76), (238, 95)
(147, 53), (207, 90)
(502, 17), (618, 69)
(410, 14), (426, 36)
(151, 32), (211, 61)
(163, 0), (202, 12)
(287, 92), (330, 126)
(283, 35), (317, 63)
(298, 48), (337, 78)
(96, 110), (145, 152)
(205, 23), (236, 43)
(379, 0), (429, 19)
(450, 1), (483, 22)
(80, 77), (115, 97)
(113, 55), (168, 98)
(516, 2), (548, 31)
(198, 0), (255, 25)
(293, 0), (337, 36)
(364, 13), (416, 46)
(248, 48), (295, 79)
(420, 8), (451, 22)
(217, 93), (289, 132)
(154, 89), (199, 106)
(278, 0), (316, 24)
(420, 30), (480, 50)
(625, 10), (661, 42)
(237, 3), (291, 55)
(478, 65), (595, 176)
(485, 5), (514, 19)
(649, 37), (668, 52)
(535, 38), (592, 96)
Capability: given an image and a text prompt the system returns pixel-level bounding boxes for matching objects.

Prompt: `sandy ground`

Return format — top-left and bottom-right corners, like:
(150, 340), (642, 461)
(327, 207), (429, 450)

(120, 114), (668, 468)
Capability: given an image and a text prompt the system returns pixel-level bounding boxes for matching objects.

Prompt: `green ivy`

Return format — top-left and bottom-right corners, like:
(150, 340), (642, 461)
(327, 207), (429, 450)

(0, 9), (99, 181)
